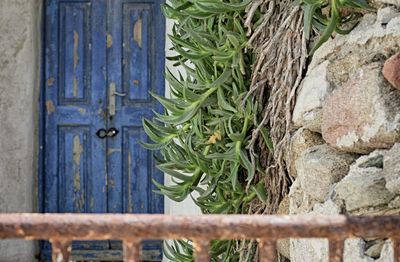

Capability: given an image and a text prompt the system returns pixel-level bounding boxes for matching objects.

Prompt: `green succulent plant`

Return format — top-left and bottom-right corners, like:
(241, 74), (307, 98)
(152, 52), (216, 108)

(300, 0), (372, 54)
(141, 0), (267, 260)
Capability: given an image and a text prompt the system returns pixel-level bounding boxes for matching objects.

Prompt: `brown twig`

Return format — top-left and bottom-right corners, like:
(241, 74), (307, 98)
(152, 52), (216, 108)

(240, 0), (309, 260)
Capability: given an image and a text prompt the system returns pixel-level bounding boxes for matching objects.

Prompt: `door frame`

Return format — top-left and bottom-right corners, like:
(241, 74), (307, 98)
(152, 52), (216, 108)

(38, 0), (45, 215)
(38, 0), (166, 260)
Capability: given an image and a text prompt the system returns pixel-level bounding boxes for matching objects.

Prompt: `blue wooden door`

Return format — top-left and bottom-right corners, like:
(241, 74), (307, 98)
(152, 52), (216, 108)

(42, 0), (164, 260)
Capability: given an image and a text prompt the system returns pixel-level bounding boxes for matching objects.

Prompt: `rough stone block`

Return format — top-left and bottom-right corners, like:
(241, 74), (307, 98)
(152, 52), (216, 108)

(289, 179), (316, 215)
(375, 240), (394, 262)
(290, 200), (373, 262)
(292, 61), (332, 132)
(287, 128), (324, 178)
(321, 63), (400, 154)
(308, 9), (400, 90)
(383, 53), (400, 90)
(276, 196), (290, 259)
(384, 143), (400, 194)
(295, 144), (356, 202)
(335, 151), (395, 212)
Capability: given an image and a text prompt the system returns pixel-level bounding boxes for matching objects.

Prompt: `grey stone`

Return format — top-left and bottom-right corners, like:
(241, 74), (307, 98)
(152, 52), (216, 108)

(313, 199), (341, 214)
(289, 199), (338, 262)
(287, 128), (324, 178)
(321, 63), (400, 154)
(364, 239), (385, 258)
(308, 10), (400, 90)
(376, 240), (394, 262)
(292, 61), (332, 132)
(377, 7), (400, 27)
(0, 0), (41, 260)
(335, 151), (395, 212)
(277, 196), (290, 259)
(295, 144), (356, 202)
(343, 239), (376, 262)
(290, 200), (372, 262)
(290, 238), (375, 262)
(384, 143), (400, 194)
(389, 196), (400, 208)
(374, 0), (400, 8)
(288, 179), (316, 215)
(290, 238), (329, 262)
(344, 239), (376, 262)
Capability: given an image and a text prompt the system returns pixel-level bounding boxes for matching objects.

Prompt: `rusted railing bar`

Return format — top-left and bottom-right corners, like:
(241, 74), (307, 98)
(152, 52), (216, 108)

(393, 239), (399, 262)
(329, 239), (344, 262)
(123, 240), (141, 262)
(259, 239), (277, 262)
(193, 240), (210, 262)
(50, 239), (71, 262)
(1, 214), (400, 240)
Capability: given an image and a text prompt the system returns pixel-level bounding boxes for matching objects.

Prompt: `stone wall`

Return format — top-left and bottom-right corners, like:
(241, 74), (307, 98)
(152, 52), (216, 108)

(0, 0), (42, 260)
(282, 3), (400, 261)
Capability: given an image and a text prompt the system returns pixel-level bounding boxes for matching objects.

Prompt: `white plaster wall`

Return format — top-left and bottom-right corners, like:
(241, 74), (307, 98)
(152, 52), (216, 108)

(163, 12), (201, 218)
(162, 13), (201, 262)
(0, 0), (42, 260)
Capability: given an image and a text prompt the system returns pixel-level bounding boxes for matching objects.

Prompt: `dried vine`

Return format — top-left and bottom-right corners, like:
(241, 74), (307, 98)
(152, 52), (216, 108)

(244, 0), (308, 215)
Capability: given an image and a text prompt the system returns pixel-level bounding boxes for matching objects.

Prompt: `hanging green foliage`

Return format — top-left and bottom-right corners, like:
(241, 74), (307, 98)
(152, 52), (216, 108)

(141, 0), (266, 260)
(299, 0), (372, 54)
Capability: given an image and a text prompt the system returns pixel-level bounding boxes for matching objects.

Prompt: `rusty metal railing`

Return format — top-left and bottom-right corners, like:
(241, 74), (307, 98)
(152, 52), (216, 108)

(0, 214), (400, 262)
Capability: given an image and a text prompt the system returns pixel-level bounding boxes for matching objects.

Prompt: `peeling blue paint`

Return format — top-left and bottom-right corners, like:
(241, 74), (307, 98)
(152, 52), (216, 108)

(41, 0), (165, 260)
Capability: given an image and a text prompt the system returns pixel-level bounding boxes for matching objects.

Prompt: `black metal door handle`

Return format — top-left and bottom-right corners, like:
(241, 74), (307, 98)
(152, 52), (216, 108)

(107, 128), (119, 138)
(96, 128), (119, 139)
(96, 129), (108, 139)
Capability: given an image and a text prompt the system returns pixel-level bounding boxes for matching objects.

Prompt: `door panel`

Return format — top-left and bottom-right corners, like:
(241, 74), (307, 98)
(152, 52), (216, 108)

(106, 0), (164, 216)
(44, 0), (108, 214)
(44, 0), (109, 255)
(123, 3), (152, 102)
(106, 1), (164, 257)
(58, 126), (90, 213)
(122, 127), (150, 213)
(59, 2), (91, 102)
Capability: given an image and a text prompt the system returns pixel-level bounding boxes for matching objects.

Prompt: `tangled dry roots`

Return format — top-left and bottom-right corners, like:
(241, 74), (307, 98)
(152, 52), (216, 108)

(245, 0), (308, 216)
(235, 1), (309, 260)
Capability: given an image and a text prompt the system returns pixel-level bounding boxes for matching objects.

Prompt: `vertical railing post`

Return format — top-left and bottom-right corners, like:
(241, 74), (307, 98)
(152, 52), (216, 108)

(392, 239), (399, 262)
(123, 240), (142, 262)
(193, 239), (210, 262)
(50, 239), (71, 262)
(259, 239), (277, 262)
(329, 239), (344, 262)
